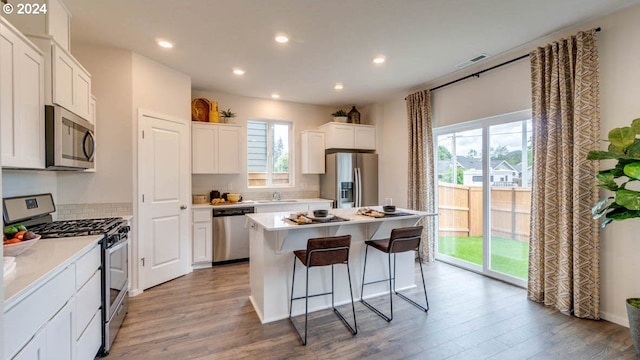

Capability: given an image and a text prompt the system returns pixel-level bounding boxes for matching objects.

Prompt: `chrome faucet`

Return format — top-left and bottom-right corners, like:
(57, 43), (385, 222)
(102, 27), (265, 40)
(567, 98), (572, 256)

(272, 191), (282, 201)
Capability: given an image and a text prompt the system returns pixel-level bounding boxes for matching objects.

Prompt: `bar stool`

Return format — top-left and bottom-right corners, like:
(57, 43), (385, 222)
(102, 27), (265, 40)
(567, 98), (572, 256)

(289, 234), (357, 345)
(360, 226), (429, 321)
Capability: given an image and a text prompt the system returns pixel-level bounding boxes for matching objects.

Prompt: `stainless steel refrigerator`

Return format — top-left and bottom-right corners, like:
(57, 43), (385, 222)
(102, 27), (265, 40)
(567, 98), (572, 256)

(320, 152), (378, 208)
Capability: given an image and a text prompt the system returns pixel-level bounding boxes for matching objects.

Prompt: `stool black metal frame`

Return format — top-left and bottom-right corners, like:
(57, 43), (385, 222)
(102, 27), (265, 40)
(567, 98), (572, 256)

(288, 238), (357, 345)
(360, 227), (429, 322)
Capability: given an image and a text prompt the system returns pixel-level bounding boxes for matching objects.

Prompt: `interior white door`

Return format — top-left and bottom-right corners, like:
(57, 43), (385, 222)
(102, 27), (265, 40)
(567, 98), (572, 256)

(139, 111), (190, 290)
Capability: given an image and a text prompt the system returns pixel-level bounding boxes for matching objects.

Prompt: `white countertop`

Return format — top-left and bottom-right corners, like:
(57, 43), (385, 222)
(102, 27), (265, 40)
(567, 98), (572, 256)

(192, 198), (332, 210)
(246, 207), (437, 231)
(4, 235), (103, 309)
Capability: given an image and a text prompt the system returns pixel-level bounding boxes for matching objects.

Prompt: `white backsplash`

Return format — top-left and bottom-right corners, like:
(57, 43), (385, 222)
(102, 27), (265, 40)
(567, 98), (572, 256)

(55, 203), (133, 220)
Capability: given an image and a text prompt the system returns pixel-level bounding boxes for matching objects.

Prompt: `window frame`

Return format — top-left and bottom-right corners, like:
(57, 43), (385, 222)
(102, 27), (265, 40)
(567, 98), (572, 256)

(247, 118), (295, 188)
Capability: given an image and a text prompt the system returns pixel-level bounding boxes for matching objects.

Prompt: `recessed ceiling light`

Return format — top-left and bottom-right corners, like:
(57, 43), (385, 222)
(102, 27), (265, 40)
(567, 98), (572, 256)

(157, 40), (174, 49)
(274, 34), (289, 43)
(233, 68), (245, 75)
(271, 93), (281, 99)
(334, 83), (344, 90)
(373, 56), (386, 64)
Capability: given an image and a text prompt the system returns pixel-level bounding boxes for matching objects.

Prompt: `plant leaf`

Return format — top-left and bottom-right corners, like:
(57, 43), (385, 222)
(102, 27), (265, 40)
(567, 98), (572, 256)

(592, 198), (614, 219)
(624, 162), (640, 180)
(595, 172), (618, 191)
(608, 143), (626, 154)
(609, 127), (637, 150)
(627, 141), (640, 158)
(615, 188), (640, 210)
(631, 118), (640, 134)
(587, 150), (621, 160)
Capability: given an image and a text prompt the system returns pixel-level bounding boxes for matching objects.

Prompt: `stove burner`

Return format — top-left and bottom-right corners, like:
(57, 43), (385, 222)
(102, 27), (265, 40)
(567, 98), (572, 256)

(30, 217), (125, 239)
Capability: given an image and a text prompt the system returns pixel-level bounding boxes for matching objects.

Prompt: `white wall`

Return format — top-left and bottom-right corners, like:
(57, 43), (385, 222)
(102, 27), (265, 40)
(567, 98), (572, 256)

(377, 4), (640, 326)
(57, 45), (134, 204)
(190, 90), (338, 198)
(596, 5), (640, 326)
(130, 53), (192, 295)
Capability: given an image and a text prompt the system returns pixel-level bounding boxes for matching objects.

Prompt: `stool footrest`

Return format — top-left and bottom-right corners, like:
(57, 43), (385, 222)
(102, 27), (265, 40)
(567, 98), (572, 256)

(291, 291), (333, 301)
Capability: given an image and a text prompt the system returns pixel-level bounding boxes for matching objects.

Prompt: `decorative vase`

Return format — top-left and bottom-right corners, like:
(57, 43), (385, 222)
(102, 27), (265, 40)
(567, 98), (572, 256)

(209, 100), (220, 123)
(348, 106), (360, 124)
(627, 298), (640, 354)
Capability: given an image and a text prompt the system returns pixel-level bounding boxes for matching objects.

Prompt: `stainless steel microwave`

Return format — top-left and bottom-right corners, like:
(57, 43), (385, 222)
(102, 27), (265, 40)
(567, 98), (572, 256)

(45, 105), (95, 170)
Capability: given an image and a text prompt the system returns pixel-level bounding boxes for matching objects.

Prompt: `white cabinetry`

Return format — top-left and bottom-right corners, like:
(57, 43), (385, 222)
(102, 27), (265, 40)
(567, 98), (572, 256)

(192, 122), (241, 174)
(3, 0), (72, 51)
(4, 243), (102, 360)
(192, 208), (213, 266)
(0, 18), (45, 169)
(254, 201), (333, 214)
(27, 35), (92, 120)
(318, 122), (376, 150)
(301, 130), (325, 174)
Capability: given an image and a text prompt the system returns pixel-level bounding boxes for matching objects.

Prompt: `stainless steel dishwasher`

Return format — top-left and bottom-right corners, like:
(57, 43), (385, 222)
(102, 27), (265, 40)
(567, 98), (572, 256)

(212, 206), (255, 264)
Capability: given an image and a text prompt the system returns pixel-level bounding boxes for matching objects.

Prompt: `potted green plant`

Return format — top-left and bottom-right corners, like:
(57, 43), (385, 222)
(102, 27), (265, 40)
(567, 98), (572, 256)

(220, 108), (237, 123)
(331, 110), (348, 123)
(587, 117), (640, 354)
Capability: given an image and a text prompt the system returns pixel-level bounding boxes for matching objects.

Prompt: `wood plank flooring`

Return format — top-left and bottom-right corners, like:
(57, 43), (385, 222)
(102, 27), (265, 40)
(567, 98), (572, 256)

(106, 261), (637, 359)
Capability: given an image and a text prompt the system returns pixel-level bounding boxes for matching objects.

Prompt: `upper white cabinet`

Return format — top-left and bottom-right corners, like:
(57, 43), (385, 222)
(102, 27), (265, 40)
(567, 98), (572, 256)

(28, 36), (92, 120)
(3, 0), (72, 51)
(301, 130), (325, 174)
(192, 122), (241, 174)
(318, 122), (376, 150)
(0, 18), (45, 169)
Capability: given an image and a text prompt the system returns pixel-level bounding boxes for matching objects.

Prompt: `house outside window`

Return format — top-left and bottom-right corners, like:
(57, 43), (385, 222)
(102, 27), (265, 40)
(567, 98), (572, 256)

(247, 119), (293, 187)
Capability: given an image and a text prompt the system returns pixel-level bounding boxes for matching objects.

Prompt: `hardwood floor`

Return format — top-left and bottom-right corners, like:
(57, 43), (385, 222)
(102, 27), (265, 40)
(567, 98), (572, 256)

(106, 261), (636, 359)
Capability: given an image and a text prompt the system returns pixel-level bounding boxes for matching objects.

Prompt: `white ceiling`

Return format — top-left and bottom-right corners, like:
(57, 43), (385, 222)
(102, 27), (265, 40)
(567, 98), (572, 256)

(65, 0), (640, 106)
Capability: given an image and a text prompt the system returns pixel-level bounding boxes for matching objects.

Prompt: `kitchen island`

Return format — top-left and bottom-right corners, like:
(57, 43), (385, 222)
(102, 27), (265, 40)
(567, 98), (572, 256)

(245, 207), (436, 324)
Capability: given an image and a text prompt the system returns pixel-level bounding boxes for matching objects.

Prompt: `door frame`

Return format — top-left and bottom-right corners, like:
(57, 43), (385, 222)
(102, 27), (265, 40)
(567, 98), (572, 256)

(433, 110), (531, 288)
(133, 108), (191, 295)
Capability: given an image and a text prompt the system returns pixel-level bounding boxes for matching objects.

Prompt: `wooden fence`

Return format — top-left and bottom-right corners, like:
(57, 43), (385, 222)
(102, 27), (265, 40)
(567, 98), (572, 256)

(438, 183), (531, 242)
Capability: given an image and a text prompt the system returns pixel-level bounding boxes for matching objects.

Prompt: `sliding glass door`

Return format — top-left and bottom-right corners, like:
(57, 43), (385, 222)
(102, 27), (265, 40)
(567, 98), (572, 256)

(434, 111), (532, 286)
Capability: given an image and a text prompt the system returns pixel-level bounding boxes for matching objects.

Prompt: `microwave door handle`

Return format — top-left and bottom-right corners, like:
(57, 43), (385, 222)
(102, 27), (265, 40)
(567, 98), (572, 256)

(83, 130), (96, 161)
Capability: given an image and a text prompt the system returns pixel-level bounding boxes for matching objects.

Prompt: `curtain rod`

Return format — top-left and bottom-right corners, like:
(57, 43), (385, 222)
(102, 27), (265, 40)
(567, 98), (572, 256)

(418, 27), (602, 94)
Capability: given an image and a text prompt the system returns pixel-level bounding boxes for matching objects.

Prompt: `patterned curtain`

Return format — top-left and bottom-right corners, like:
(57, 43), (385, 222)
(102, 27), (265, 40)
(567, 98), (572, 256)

(406, 90), (436, 262)
(528, 29), (600, 319)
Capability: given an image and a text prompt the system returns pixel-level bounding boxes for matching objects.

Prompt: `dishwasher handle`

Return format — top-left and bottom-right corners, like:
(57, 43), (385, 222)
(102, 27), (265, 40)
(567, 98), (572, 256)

(213, 207), (255, 217)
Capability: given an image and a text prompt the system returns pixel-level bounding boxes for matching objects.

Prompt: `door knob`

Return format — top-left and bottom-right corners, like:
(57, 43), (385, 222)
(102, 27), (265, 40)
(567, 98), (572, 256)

(180, 205), (187, 210)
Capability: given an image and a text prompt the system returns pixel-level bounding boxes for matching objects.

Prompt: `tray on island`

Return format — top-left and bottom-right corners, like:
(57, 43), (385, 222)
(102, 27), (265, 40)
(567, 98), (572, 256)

(284, 214), (349, 225)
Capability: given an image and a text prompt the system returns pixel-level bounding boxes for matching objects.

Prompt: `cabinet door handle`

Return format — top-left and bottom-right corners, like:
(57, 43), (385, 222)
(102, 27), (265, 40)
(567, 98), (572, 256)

(180, 205), (187, 210)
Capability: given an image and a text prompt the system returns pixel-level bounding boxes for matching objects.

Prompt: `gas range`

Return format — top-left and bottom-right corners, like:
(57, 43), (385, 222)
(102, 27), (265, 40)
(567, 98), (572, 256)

(3, 193), (131, 356)
(28, 217), (129, 246)
(3, 194), (129, 247)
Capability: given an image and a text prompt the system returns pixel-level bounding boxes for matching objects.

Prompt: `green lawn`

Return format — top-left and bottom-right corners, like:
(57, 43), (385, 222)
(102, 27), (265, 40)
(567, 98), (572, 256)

(437, 236), (529, 279)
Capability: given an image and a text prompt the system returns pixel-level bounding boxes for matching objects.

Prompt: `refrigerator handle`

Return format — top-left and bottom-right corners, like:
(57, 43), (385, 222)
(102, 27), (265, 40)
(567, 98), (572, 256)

(356, 167), (362, 207)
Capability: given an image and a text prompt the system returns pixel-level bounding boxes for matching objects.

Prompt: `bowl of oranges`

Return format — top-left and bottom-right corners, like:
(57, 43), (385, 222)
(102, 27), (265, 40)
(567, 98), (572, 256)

(4, 224), (40, 257)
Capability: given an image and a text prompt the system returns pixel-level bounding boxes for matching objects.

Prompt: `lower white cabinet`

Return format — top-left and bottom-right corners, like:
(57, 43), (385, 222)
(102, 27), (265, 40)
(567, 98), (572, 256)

(12, 327), (46, 360)
(254, 201), (333, 214)
(4, 243), (102, 360)
(192, 208), (213, 265)
(45, 296), (76, 360)
(76, 310), (102, 360)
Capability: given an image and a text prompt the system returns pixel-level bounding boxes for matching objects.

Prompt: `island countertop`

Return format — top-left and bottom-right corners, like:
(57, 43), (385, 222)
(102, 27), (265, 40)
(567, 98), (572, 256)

(245, 207), (436, 231)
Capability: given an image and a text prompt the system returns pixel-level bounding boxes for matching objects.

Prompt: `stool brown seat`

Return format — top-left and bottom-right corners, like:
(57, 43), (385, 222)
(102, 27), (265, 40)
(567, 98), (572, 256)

(289, 235), (357, 345)
(360, 226), (429, 321)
